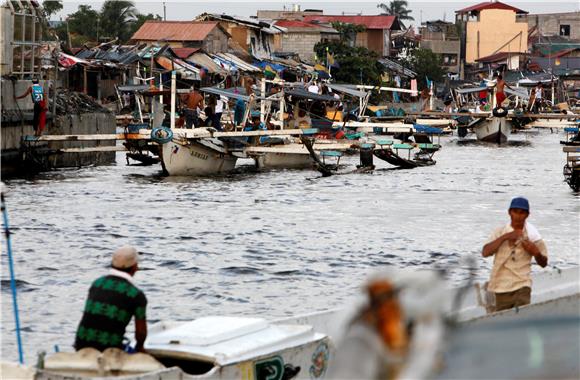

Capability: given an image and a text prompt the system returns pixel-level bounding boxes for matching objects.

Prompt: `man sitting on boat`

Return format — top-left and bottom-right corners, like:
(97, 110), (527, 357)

(482, 197), (548, 312)
(74, 246), (148, 353)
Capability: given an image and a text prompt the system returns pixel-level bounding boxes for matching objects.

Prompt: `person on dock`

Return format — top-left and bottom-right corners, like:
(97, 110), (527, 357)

(74, 246), (148, 352)
(15, 78), (47, 136)
(482, 197), (548, 312)
(494, 75), (513, 108)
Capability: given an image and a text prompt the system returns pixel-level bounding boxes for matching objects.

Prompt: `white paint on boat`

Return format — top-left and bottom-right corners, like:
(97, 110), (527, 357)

(473, 117), (512, 143)
(160, 139), (237, 176)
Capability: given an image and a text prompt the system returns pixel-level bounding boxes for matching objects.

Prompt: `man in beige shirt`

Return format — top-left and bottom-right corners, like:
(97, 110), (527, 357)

(482, 197), (548, 312)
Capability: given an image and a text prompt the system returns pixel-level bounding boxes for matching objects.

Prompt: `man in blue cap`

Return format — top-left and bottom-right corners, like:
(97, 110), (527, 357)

(482, 197), (548, 312)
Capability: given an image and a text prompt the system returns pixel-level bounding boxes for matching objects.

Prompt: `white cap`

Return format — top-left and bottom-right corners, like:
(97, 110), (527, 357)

(111, 246), (139, 269)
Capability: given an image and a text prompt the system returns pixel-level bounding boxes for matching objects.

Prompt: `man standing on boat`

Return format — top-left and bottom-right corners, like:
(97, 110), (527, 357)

(182, 87), (204, 128)
(494, 75), (513, 108)
(482, 197), (548, 312)
(74, 246), (148, 352)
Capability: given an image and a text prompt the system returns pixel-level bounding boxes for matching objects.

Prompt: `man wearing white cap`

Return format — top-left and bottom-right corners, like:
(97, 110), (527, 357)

(74, 246), (148, 352)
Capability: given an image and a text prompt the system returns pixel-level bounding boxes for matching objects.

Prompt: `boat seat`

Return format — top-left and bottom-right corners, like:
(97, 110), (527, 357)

(320, 151), (343, 157)
(360, 143), (375, 149)
(376, 139), (393, 146)
(393, 143), (413, 150)
(564, 127), (579, 133)
(301, 128), (319, 135)
(417, 143), (440, 150)
(320, 150), (342, 166)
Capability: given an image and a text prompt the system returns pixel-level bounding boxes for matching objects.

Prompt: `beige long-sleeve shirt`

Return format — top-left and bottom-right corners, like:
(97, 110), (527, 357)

(486, 224), (548, 293)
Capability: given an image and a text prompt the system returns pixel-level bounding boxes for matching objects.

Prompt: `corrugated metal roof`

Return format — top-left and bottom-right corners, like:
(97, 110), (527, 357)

(131, 21), (219, 42)
(455, 1), (528, 15)
(303, 15), (400, 30)
(171, 47), (200, 59)
(274, 20), (335, 31)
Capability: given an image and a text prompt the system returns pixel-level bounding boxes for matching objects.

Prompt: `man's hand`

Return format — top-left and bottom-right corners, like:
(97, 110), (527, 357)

(503, 229), (523, 243)
(521, 239), (540, 256)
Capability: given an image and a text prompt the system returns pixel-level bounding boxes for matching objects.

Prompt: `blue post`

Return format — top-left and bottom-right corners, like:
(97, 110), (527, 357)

(1, 190), (24, 364)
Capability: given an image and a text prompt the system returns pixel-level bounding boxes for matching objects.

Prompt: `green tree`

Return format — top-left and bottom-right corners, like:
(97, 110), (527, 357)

(331, 22), (366, 47)
(42, 0), (63, 18)
(99, 0), (138, 42)
(401, 48), (446, 88)
(66, 4), (99, 42)
(314, 40), (382, 85)
(377, 0), (414, 21)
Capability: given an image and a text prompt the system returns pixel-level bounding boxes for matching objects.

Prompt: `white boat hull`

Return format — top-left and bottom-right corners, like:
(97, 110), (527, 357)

(254, 152), (313, 169)
(474, 117), (512, 143)
(160, 140), (237, 176)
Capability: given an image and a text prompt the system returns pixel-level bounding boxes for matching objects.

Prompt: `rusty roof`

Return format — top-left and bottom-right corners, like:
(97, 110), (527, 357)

(302, 15), (401, 30)
(170, 47), (200, 59)
(456, 1), (528, 15)
(131, 21), (220, 42)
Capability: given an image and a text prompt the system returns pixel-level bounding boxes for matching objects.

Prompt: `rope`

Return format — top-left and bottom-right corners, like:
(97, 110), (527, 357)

(1, 190), (24, 363)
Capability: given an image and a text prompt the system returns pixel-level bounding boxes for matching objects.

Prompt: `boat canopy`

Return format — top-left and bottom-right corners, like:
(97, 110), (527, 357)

(327, 84), (368, 98)
(199, 87), (268, 102)
(286, 88), (338, 102)
(455, 86), (487, 94)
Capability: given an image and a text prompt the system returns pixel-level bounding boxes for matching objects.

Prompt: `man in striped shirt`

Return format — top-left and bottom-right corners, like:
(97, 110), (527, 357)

(74, 246), (148, 352)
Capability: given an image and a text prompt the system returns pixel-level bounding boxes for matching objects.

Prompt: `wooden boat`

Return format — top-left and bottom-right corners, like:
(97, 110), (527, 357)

(373, 135), (440, 169)
(469, 115), (513, 143)
(159, 129), (238, 176)
(9, 267), (578, 380)
(563, 145), (580, 192)
(26, 267), (579, 380)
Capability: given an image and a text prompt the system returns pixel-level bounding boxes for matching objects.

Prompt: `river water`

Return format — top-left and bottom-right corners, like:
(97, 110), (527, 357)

(1, 130), (579, 363)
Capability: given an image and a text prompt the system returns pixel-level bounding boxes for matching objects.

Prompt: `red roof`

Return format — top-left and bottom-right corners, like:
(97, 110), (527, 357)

(171, 47), (200, 59)
(131, 21), (220, 42)
(303, 15), (400, 30)
(456, 1), (528, 14)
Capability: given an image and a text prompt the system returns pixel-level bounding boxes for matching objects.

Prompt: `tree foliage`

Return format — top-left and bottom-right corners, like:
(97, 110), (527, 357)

(51, 1), (160, 46)
(331, 22), (366, 46)
(42, 0), (63, 18)
(377, 0), (414, 21)
(314, 40), (382, 85)
(400, 48), (447, 88)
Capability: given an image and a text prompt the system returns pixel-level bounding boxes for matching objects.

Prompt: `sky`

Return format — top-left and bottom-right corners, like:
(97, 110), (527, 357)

(54, 1), (580, 28)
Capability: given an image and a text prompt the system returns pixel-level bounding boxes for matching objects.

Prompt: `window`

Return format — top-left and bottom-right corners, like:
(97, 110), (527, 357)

(560, 25), (570, 37)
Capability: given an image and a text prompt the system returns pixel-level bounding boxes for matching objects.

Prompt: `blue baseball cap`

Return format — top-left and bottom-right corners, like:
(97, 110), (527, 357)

(509, 197), (529, 211)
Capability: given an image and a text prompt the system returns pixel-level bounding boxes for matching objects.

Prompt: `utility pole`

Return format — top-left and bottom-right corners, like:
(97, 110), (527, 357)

(163, 1), (166, 21)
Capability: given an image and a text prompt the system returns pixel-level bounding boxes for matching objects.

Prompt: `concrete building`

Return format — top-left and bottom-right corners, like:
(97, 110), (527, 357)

(130, 21), (229, 54)
(257, 5), (323, 20)
(455, 1), (528, 68)
(196, 13), (285, 59)
(419, 21), (461, 74)
(302, 15), (403, 57)
(519, 12), (580, 41)
(272, 20), (338, 63)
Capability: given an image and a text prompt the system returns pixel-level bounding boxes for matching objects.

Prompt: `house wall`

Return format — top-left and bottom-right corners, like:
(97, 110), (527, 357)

(277, 31), (321, 63)
(355, 30), (369, 49)
(202, 28), (229, 54)
(521, 12), (580, 40)
(420, 40), (460, 73)
(367, 29), (384, 56)
(465, 9), (528, 63)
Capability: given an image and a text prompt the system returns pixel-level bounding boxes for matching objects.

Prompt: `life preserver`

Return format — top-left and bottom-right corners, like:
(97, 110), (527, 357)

(150, 127), (173, 144)
(492, 107), (508, 118)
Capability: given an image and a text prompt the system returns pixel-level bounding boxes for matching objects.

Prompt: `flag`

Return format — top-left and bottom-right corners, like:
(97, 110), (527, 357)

(327, 52), (335, 66)
(314, 63), (327, 72)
